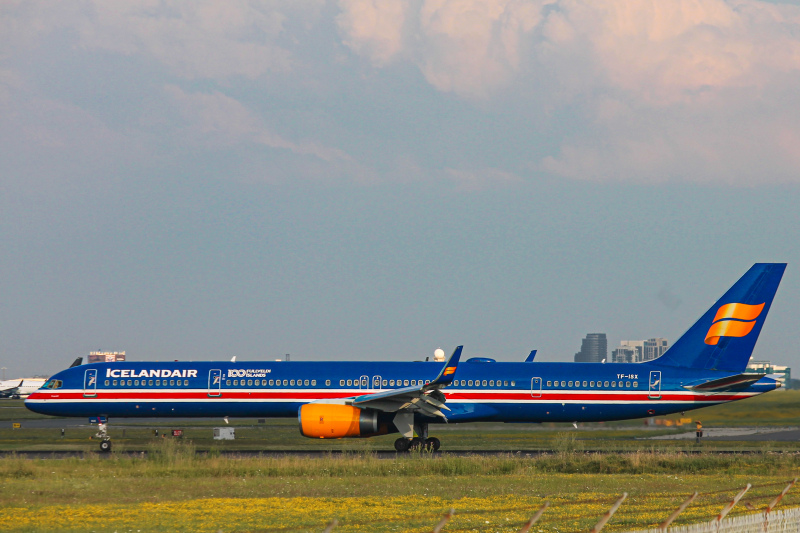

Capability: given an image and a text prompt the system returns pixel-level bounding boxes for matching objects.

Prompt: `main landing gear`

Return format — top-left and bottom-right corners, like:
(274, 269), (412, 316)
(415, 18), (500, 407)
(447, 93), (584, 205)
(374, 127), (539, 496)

(394, 437), (441, 452)
(392, 413), (443, 452)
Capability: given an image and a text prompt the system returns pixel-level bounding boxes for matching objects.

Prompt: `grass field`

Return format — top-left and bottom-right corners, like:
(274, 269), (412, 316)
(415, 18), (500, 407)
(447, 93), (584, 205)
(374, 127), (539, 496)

(1, 445), (799, 532)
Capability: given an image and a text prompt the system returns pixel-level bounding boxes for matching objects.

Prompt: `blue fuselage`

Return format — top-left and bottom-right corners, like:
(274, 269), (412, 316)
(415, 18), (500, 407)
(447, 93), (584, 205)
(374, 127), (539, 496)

(25, 359), (778, 423)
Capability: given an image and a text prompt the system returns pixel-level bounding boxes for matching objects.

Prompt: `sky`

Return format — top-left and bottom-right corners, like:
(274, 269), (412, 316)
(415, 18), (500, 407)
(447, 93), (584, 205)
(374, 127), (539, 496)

(2, 0), (800, 378)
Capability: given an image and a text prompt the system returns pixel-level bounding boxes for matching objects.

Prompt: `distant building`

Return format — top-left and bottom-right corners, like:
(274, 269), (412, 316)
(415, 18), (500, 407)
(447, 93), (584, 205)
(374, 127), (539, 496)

(747, 358), (791, 388)
(574, 333), (607, 363)
(644, 338), (669, 362)
(615, 340), (644, 362)
(87, 351), (126, 363)
(611, 339), (668, 363)
(611, 346), (637, 363)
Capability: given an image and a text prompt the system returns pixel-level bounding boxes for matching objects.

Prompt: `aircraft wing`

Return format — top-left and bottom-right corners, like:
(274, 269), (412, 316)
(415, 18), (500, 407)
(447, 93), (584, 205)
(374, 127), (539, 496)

(350, 346), (463, 420)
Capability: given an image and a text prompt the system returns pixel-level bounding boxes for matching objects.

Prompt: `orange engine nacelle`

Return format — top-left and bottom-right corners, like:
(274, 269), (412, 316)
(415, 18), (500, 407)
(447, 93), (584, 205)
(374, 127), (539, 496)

(299, 404), (382, 439)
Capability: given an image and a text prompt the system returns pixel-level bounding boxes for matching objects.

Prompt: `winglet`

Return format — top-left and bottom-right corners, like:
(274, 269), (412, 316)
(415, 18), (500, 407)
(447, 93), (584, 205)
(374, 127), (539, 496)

(524, 350), (537, 362)
(428, 346), (463, 387)
(69, 357), (82, 368)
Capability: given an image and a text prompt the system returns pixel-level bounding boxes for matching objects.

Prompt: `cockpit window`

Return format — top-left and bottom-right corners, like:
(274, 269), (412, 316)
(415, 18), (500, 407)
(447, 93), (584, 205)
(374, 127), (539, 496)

(44, 380), (63, 389)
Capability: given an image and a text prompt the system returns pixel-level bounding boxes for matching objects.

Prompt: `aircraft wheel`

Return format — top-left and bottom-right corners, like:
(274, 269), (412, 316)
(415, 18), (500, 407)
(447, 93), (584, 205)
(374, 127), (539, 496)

(409, 437), (426, 451)
(99, 440), (112, 453)
(427, 437), (441, 452)
(394, 438), (411, 452)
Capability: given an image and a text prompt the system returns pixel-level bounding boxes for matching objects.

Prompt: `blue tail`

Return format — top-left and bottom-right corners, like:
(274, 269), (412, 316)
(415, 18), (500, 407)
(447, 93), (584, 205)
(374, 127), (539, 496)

(649, 263), (786, 372)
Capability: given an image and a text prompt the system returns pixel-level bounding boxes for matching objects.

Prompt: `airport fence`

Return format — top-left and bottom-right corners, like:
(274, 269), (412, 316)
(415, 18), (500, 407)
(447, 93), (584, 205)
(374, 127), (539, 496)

(308, 478), (800, 533)
(626, 506), (800, 533)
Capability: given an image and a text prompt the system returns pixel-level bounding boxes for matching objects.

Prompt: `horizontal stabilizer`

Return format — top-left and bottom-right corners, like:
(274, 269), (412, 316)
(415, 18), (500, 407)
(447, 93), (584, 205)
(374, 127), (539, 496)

(684, 373), (766, 392)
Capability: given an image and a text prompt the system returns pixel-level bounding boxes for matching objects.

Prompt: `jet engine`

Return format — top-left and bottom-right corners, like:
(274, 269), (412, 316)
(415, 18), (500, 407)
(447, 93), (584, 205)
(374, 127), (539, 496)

(299, 404), (383, 439)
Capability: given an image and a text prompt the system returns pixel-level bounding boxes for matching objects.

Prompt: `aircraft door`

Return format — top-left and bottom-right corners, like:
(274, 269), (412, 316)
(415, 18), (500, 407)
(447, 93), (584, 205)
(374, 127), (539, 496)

(648, 371), (662, 399)
(372, 375), (382, 390)
(360, 375), (369, 390)
(83, 369), (97, 398)
(531, 377), (542, 398)
(208, 369), (222, 397)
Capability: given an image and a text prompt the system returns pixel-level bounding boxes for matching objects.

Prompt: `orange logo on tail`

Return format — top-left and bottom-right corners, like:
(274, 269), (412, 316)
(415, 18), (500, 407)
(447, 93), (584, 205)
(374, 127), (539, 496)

(443, 367), (456, 376)
(704, 302), (765, 345)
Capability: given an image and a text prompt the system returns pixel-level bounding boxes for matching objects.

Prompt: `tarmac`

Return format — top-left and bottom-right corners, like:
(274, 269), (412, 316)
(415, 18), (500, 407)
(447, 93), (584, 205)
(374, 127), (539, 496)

(647, 427), (800, 441)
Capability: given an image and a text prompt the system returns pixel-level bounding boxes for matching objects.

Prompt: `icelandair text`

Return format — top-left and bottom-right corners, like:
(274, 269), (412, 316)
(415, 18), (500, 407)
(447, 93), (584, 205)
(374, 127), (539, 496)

(106, 369), (198, 378)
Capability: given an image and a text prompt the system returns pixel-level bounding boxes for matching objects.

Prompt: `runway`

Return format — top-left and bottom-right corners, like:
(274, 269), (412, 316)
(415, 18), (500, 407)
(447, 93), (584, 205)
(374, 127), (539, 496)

(646, 427), (800, 441)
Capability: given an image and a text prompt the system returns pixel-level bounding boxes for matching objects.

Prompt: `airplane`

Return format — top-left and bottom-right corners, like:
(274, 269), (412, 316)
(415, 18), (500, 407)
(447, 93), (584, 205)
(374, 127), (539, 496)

(26, 263), (786, 453)
(0, 378), (48, 399)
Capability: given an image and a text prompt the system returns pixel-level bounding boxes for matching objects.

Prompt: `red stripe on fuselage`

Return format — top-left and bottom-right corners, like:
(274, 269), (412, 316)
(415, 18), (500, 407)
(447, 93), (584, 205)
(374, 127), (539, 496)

(26, 390), (754, 403)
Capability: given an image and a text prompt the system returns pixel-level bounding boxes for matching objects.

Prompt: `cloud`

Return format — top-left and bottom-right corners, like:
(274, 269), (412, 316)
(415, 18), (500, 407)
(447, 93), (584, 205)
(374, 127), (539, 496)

(165, 85), (353, 163)
(337, 0), (407, 66)
(5, 0), (800, 187)
(339, 0), (544, 97)
(339, 0), (800, 183)
(2, 1), (320, 80)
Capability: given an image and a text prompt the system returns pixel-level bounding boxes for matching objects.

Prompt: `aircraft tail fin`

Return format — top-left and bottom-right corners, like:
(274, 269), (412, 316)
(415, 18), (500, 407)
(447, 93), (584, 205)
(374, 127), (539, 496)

(648, 263), (785, 373)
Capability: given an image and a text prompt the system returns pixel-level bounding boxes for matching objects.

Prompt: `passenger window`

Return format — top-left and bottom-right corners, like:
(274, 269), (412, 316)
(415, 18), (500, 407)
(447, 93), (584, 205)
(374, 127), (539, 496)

(546, 381), (551, 387)
(149, 380), (154, 386)
(170, 380), (175, 386)
(290, 380), (295, 386)
(310, 380), (315, 386)
(104, 380), (109, 386)
(113, 380), (118, 386)
(134, 380), (139, 386)
(618, 381), (623, 387)
(411, 380), (416, 386)
(481, 380), (487, 386)
(382, 380), (388, 386)
(626, 381), (631, 388)
(603, 381), (609, 387)
(611, 381), (616, 387)
(560, 381), (566, 387)
(339, 380), (344, 386)
(233, 380), (238, 386)
(568, 381), (573, 387)
(304, 380), (309, 386)
(489, 380), (494, 386)
(346, 379), (352, 386)
(504, 381), (508, 386)
(633, 381), (638, 388)
(511, 381), (516, 387)
(403, 380), (409, 386)
(269, 380), (274, 386)
(225, 380), (230, 386)
(246, 379), (252, 386)
(184, 380), (188, 386)
(283, 379), (288, 386)
(468, 380), (474, 386)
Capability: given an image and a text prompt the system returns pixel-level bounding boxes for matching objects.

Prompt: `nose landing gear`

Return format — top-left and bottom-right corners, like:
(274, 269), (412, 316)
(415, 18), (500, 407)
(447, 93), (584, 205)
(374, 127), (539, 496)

(95, 421), (112, 453)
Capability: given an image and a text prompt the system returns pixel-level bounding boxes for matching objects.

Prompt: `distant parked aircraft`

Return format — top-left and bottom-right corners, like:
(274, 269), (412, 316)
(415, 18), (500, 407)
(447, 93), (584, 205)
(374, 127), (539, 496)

(26, 263), (786, 453)
(0, 378), (48, 399)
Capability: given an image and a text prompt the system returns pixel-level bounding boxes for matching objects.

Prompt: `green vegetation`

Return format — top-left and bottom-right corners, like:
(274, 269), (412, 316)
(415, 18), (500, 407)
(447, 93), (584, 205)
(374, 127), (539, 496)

(0, 444), (799, 532)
